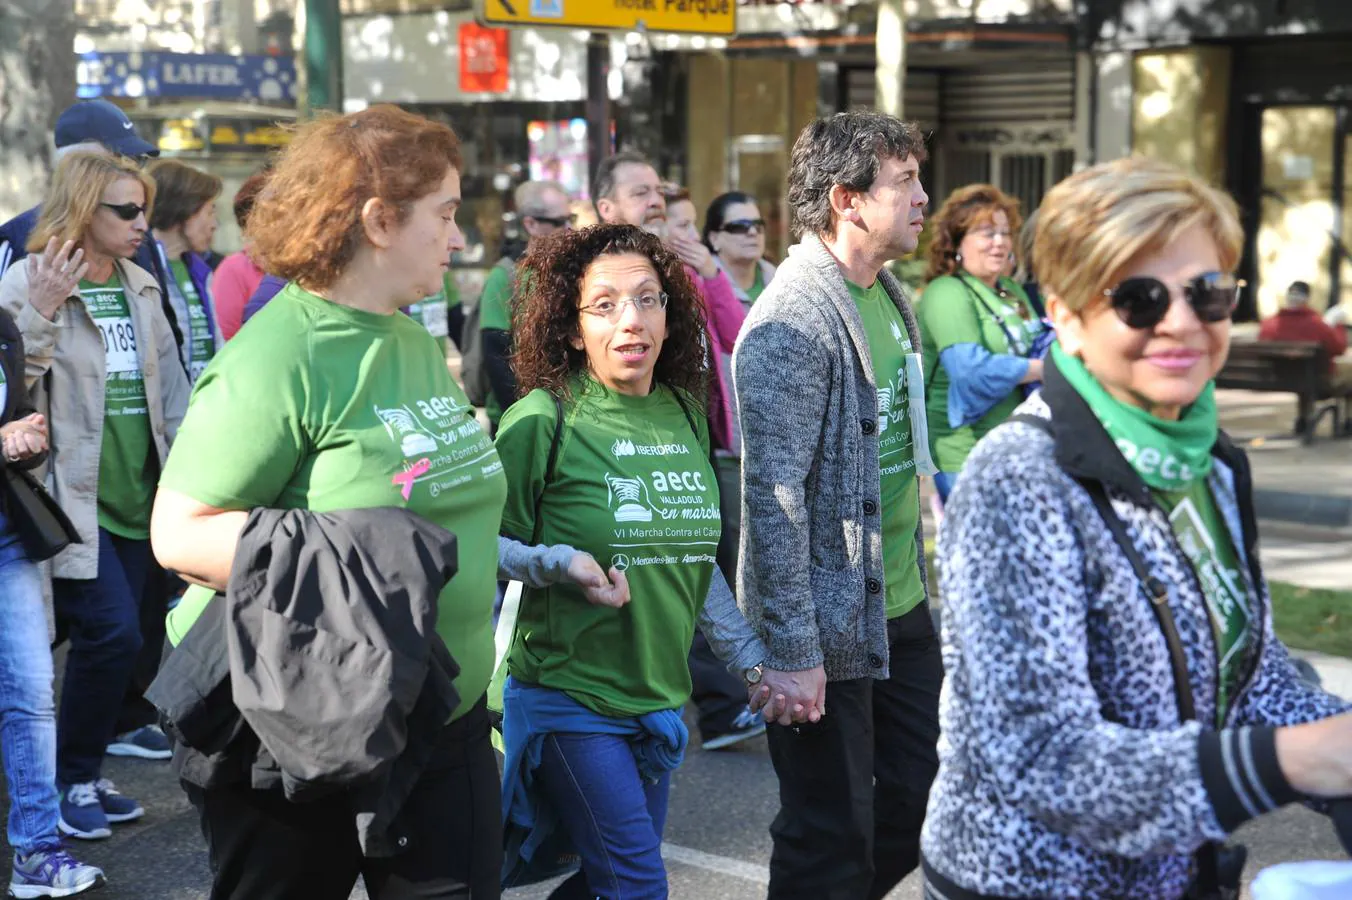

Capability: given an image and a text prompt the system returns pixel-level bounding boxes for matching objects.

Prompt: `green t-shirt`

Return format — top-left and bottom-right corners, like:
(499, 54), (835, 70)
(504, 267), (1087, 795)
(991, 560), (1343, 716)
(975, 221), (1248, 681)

(169, 259), (215, 382)
(83, 273), (156, 538)
(478, 262), (514, 425)
(745, 265), (766, 304)
(919, 273), (1045, 473)
(848, 279), (925, 619)
(1153, 481), (1255, 726)
(161, 283), (507, 722)
(495, 379), (720, 717)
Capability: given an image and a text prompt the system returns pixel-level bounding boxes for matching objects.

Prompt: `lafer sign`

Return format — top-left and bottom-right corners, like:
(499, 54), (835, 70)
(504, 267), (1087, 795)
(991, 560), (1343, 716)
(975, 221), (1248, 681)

(480, 0), (735, 36)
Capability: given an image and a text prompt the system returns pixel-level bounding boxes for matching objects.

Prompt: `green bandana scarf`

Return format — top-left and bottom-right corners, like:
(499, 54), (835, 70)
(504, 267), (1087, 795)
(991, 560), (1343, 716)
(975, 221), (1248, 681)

(1052, 343), (1217, 491)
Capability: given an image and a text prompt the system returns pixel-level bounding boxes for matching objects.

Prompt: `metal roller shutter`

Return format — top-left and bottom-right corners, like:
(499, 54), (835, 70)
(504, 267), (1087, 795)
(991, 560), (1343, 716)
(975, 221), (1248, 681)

(843, 67), (942, 129)
(941, 63), (1075, 124)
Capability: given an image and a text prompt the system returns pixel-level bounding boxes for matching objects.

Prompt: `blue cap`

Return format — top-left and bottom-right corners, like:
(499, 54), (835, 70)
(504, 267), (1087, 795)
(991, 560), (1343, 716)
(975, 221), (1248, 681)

(54, 100), (158, 158)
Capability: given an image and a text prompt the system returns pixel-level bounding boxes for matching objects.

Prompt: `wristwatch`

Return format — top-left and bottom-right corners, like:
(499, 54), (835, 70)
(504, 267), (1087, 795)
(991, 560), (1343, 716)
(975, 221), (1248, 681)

(743, 663), (764, 685)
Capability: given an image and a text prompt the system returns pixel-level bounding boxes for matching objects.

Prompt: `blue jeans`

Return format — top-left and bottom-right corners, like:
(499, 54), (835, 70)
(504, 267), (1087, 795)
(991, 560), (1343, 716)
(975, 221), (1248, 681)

(0, 510), (63, 855)
(52, 528), (148, 786)
(536, 731), (671, 900)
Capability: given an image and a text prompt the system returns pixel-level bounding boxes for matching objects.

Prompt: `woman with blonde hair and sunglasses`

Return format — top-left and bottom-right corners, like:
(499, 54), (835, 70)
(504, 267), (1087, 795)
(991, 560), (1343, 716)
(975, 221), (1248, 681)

(0, 151), (190, 843)
(920, 157), (1352, 900)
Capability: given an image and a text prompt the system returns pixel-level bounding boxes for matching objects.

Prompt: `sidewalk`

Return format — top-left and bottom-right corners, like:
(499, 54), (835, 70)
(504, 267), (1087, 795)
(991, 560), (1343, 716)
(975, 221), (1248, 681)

(1216, 388), (1352, 529)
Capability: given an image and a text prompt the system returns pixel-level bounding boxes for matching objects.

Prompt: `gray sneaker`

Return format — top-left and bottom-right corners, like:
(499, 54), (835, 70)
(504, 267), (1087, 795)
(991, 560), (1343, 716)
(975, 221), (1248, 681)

(8, 848), (105, 898)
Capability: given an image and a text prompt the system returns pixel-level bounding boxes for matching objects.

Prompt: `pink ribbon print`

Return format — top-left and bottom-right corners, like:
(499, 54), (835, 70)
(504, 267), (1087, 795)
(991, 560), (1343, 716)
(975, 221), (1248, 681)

(391, 457), (432, 501)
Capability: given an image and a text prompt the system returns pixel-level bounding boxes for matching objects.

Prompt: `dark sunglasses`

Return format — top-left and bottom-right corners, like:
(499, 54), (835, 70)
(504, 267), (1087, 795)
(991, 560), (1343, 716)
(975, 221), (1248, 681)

(1102, 272), (1244, 330)
(720, 218), (765, 236)
(100, 202), (147, 222)
(530, 213), (576, 228)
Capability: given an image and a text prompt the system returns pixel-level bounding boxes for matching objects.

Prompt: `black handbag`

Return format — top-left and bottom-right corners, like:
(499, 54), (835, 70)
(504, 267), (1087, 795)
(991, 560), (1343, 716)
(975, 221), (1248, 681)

(2, 465), (81, 562)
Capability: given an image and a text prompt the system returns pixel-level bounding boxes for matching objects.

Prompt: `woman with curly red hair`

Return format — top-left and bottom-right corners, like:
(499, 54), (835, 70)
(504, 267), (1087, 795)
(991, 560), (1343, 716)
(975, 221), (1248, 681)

(149, 105), (506, 899)
(494, 224), (771, 899)
(917, 184), (1050, 500)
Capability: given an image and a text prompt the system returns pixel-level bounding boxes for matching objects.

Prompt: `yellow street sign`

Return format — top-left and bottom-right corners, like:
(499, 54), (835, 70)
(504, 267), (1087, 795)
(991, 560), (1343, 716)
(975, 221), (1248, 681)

(480, 0), (736, 36)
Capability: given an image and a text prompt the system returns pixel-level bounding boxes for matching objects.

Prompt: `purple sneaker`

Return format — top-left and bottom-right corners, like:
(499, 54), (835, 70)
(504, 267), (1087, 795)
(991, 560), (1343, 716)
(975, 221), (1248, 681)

(9, 848), (105, 897)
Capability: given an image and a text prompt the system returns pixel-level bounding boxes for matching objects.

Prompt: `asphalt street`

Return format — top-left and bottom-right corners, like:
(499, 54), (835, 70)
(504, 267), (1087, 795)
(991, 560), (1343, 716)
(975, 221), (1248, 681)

(0, 717), (1345, 900)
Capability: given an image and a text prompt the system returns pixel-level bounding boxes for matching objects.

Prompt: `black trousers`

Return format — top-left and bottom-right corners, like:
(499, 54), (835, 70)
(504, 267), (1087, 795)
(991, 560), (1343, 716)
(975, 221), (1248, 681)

(113, 567), (177, 735)
(765, 602), (943, 900)
(184, 701), (503, 900)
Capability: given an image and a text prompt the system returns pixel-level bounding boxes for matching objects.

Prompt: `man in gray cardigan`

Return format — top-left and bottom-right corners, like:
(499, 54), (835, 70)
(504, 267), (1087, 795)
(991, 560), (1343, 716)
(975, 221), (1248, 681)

(733, 111), (943, 899)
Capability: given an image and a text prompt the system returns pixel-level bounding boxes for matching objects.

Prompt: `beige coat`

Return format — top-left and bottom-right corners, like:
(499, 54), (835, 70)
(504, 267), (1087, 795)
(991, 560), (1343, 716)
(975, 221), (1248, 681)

(0, 257), (189, 578)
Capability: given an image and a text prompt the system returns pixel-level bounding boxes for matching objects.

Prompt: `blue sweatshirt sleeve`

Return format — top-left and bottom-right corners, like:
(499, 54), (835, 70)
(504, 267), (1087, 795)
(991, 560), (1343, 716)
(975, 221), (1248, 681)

(939, 343), (1030, 429)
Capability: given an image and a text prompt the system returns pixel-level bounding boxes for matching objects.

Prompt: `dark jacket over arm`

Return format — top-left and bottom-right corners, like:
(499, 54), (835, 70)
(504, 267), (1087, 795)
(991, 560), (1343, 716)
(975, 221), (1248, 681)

(147, 506), (462, 857)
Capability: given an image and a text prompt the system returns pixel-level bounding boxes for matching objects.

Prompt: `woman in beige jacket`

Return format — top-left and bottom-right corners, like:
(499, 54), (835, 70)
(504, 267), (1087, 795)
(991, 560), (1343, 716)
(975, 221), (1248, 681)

(0, 152), (189, 842)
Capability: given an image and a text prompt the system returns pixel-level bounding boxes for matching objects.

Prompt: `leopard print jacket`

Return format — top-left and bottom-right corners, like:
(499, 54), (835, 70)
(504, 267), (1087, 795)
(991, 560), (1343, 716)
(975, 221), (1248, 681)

(920, 380), (1349, 900)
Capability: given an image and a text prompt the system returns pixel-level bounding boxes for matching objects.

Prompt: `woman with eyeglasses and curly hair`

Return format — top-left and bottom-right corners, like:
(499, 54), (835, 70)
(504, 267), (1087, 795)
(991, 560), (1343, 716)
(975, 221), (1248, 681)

(917, 184), (1050, 501)
(921, 157), (1352, 900)
(495, 224), (771, 900)
(0, 151), (190, 844)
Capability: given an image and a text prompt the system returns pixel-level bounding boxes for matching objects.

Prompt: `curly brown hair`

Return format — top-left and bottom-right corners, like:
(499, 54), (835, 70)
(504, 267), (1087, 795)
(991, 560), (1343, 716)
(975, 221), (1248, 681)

(924, 184), (1023, 281)
(511, 224), (709, 406)
(246, 105), (462, 292)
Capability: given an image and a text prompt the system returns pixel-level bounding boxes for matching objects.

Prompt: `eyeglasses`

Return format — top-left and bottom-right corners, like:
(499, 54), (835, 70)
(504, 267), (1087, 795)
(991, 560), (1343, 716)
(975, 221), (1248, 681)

(100, 202), (147, 222)
(970, 228), (1012, 242)
(1102, 272), (1244, 330)
(580, 292), (669, 322)
(720, 219), (765, 236)
(529, 213), (576, 228)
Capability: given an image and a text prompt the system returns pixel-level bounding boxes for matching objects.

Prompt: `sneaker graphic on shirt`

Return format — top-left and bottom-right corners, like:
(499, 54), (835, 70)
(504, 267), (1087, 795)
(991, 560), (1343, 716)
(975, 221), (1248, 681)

(605, 472), (654, 523)
(374, 404), (439, 457)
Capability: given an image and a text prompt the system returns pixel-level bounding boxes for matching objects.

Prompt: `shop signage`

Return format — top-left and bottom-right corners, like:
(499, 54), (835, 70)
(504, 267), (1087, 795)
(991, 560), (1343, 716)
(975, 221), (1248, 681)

(77, 51), (297, 102)
(480, 0), (736, 36)
(459, 22), (510, 93)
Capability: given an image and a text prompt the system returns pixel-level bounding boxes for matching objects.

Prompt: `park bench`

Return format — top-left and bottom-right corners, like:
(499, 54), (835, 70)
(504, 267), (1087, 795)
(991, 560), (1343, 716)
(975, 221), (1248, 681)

(1216, 340), (1352, 444)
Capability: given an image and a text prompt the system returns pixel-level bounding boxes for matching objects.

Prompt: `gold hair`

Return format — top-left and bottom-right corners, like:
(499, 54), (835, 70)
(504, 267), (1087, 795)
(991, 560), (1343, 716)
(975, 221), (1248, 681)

(27, 152), (155, 254)
(1033, 157), (1242, 313)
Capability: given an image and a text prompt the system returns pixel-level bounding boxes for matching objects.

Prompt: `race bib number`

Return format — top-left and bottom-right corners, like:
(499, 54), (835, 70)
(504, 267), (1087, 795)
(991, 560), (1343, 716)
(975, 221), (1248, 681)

(98, 316), (140, 374)
(419, 301), (449, 338)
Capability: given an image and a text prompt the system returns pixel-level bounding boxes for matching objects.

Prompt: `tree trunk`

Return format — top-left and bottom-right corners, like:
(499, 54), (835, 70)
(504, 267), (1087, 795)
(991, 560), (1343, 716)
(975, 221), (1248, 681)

(0, 0), (77, 222)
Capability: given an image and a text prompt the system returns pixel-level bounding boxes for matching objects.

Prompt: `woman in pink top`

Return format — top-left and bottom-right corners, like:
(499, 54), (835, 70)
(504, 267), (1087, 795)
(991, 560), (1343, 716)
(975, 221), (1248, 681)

(662, 187), (746, 453)
(211, 171), (269, 340)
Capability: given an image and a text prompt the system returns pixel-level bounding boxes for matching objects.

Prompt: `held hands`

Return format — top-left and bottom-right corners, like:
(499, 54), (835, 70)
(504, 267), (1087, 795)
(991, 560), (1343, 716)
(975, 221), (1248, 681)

(26, 239), (88, 321)
(0, 414), (48, 463)
(667, 232), (718, 280)
(749, 664), (827, 727)
(566, 552), (631, 608)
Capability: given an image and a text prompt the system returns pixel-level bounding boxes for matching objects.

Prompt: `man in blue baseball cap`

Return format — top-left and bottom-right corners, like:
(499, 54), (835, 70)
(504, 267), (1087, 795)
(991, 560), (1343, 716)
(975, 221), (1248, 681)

(53, 99), (160, 160)
(0, 101), (179, 342)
